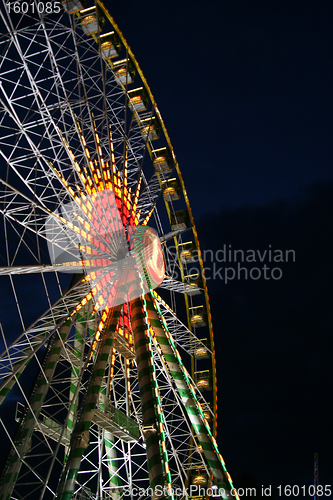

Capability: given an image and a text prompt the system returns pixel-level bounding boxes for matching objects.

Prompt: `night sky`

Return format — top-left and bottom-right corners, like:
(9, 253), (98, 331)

(1, 0), (332, 496)
(108, 0), (333, 495)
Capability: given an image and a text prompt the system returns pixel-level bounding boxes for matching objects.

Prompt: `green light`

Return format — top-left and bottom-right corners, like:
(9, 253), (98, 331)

(141, 281), (174, 500)
(150, 290), (236, 489)
(150, 292), (239, 496)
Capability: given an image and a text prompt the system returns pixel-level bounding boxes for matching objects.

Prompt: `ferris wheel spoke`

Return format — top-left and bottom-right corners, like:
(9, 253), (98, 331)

(128, 287), (168, 493)
(0, 277), (91, 397)
(0, 261), (118, 276)
(0, 313), (77, 500)
(136, 173), (161, 223)
(1, 301), (98, 500)
(149, 331), (200, 492)
(145, 293), (234, 493)
(36, 14), (83, 139)
(0, 134), (63, 213)
(58, 304), (121, 500)
(0, 11), (70, 139)
(0, 134), (73, 230)
(0, 206), (88, 269)
(0, 73), (72, 201)
(159, 275), (201, 295)
(99, 386), (123, 500)
(152, 291), (211, 358)
(0, 176), (119, 266)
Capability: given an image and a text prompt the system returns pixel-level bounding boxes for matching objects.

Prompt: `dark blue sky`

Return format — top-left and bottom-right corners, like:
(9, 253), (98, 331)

(108, 0), (333, 493)
(110, 0), (333, 215)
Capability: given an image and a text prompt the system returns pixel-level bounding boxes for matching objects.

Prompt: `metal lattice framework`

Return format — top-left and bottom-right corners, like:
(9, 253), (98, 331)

(0, 1), (239, 499)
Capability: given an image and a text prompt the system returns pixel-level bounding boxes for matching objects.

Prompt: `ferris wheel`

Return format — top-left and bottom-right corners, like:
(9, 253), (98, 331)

(0, 1), (238, 499)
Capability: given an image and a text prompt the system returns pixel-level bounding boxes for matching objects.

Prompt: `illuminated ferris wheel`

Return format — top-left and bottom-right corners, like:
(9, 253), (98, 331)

(0, 1), (238, 499)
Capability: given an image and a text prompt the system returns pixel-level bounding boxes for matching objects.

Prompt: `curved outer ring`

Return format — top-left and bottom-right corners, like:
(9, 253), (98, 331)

(97, 1), (218, 436)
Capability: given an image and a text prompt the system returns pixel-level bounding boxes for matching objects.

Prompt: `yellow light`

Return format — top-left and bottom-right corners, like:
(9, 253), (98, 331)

(180, 249), (191, 259)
